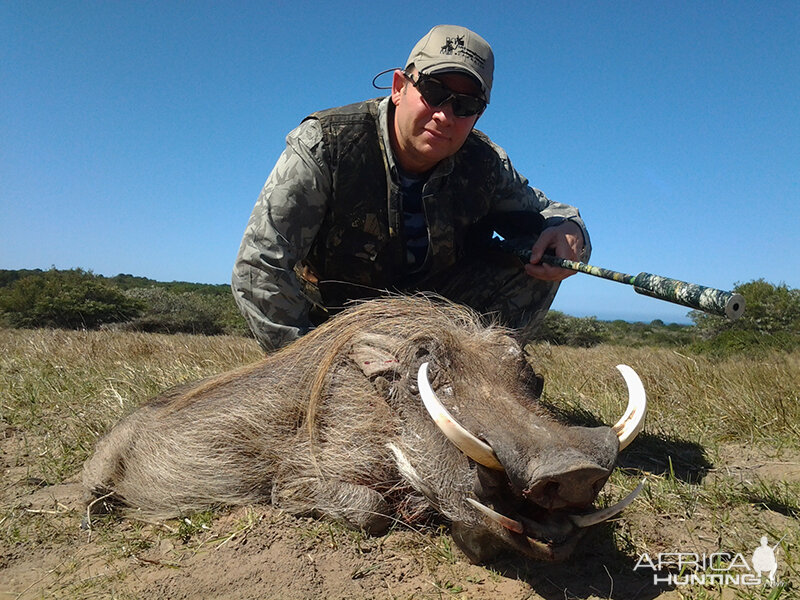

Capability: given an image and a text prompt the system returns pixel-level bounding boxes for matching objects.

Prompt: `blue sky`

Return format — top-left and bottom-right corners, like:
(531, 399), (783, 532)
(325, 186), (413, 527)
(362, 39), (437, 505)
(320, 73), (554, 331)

(2, 1), (798, 323)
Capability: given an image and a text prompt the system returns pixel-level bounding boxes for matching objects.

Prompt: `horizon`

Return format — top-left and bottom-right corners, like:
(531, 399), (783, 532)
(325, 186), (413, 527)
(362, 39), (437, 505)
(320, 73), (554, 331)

(1, 264), (712, 326)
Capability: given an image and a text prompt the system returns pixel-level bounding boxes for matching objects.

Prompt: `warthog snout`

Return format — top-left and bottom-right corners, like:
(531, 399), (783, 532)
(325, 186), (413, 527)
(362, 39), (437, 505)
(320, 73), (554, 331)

(83, 295), (646, 563)
(524, 462), (613, 510)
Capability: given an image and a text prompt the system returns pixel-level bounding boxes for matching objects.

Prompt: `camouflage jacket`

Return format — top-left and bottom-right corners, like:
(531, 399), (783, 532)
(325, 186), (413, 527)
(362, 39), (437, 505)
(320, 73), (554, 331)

(232, 97), (591, 351)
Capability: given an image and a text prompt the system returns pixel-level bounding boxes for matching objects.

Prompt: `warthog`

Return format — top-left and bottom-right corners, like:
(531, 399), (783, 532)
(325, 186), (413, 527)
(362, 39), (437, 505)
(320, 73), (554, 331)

(83, 296), (646, 562)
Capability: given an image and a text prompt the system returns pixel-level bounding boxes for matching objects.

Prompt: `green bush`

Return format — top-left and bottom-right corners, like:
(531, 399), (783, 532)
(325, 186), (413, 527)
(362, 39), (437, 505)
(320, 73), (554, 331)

(0, 268), (249, 336)
(600, 318), (694, 347)
(0, 268), (45, 288)
(531, 311), (605, 347)
(690, 279), (800, 355)
(0, 269), (143, 329)
(122, 287), (248, 336)
(691, 328), (800, 356)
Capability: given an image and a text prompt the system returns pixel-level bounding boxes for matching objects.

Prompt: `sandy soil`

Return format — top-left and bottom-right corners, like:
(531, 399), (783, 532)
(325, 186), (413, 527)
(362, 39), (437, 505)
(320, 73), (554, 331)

(0, 479), (650, 600)
(2, 443), (797, 600)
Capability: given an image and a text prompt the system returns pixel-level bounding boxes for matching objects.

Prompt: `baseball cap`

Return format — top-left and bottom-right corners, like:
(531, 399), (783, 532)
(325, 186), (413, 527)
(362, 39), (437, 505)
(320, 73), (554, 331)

(405, 25), (494, 102)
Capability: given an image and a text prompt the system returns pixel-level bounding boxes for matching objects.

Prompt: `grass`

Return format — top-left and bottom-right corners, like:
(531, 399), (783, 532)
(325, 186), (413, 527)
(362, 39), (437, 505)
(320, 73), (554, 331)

(1, 327), (262, 483)
(526, 344), (800, 450)
(1, 327), (798, 598)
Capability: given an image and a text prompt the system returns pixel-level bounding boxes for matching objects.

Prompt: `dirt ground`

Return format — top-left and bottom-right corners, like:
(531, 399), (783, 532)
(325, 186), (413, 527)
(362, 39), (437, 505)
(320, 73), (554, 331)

(0, 479), (649, 600)
(2, 442), (797, 600)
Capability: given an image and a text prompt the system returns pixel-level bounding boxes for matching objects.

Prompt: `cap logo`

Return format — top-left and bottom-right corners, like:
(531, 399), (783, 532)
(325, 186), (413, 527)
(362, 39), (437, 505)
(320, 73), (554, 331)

(440, 35), (486, 68)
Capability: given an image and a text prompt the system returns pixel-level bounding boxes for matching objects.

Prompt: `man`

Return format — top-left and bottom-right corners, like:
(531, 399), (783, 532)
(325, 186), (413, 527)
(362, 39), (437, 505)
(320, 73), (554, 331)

(233, 25), (590, 351)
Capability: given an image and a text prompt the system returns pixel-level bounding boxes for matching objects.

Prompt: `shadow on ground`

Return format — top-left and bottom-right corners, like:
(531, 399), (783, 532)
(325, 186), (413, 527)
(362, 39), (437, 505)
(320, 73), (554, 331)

(538, 397), (713, 483)
(486, 525), (673, 600)
(617, 432), (713, 483)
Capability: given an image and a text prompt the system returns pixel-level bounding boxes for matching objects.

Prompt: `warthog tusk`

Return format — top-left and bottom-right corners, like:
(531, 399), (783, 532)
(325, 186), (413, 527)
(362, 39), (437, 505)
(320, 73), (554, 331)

(465, 497), (524, 534)
(569, 479), (646, 528)
(468, 480), (646, 535)
(386, 442), (436, 499)
(417, 362), (504, 471)
(611, 365), (647, 451)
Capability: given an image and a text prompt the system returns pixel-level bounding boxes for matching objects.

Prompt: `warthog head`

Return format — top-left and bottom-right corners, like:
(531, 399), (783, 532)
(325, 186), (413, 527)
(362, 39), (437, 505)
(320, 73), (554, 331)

(83, 296), (645, 562)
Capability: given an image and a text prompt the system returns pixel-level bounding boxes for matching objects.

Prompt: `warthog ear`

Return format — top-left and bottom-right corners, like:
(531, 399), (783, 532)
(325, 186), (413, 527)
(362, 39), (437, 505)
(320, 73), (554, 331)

(348, 333), (402, 377)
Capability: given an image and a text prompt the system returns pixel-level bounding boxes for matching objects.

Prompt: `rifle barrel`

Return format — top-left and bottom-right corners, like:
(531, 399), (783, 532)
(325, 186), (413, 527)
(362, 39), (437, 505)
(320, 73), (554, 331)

(538, 255), (744, 320)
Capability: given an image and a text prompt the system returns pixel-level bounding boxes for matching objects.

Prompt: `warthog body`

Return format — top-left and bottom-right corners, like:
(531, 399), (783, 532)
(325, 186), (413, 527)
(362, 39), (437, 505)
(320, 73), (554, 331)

(84, 296), (641, 562)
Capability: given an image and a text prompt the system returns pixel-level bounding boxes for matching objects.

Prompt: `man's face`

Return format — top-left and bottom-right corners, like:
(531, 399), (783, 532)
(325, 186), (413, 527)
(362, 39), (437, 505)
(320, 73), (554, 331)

(390, 69), (482, 174)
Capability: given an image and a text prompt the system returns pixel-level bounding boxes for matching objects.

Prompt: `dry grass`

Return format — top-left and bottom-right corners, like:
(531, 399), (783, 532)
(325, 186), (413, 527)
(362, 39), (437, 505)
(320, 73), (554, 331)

(1, 328), (798, 598)
(1, 328), (262, 483)
(527, 344), (800, 450)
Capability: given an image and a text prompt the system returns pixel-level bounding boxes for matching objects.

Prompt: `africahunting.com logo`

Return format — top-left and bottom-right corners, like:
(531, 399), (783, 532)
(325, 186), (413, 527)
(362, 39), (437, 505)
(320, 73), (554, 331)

(634, 536), (783, 587)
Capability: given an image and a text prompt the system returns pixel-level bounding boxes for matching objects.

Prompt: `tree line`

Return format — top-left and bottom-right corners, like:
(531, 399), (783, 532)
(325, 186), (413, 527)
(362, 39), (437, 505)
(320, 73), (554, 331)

(0, 268), (248, 336)
(1, 268), (798, 354)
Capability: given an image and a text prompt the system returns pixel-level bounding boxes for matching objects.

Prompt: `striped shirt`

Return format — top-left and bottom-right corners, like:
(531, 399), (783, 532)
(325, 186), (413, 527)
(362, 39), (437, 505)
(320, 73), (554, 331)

(399, 170), (429, 272)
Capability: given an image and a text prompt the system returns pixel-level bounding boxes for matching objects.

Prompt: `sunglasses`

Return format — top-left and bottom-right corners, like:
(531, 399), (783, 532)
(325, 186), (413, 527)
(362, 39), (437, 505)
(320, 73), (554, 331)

(404, 72), (486, 118)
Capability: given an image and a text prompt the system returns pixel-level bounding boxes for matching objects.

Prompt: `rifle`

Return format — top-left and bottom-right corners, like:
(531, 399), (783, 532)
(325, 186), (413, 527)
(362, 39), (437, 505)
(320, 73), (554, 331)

(496, 240), (745, 320)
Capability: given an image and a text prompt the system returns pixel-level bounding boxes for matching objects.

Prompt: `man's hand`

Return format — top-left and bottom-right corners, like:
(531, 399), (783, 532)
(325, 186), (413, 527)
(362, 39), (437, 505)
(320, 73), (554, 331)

(524, 221), (584, 281)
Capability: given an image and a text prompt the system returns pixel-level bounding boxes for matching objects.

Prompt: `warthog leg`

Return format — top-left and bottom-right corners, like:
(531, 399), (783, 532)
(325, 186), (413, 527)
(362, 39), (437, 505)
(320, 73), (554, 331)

(271, 476), (392, 534)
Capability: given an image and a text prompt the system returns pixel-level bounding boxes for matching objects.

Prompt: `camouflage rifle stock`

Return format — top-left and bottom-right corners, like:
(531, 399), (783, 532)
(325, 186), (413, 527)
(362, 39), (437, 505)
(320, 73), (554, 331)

(495, 240), (745, 320)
